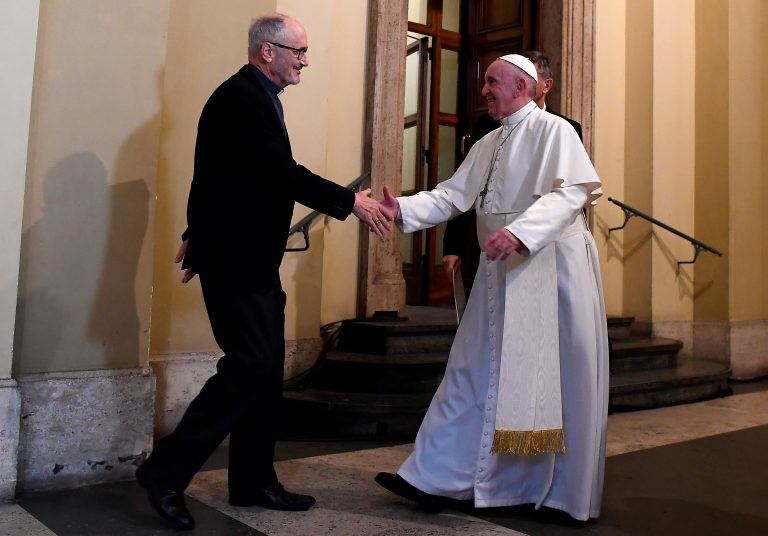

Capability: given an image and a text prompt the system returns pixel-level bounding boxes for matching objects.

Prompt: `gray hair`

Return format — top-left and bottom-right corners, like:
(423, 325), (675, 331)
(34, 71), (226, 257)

(522, 50), (553, 80)
(248, 13), (288, 55)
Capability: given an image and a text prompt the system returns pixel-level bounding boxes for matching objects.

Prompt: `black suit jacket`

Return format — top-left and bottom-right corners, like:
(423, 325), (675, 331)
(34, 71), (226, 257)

(183, 65), (355, 292)
(547, 109), (583, 142)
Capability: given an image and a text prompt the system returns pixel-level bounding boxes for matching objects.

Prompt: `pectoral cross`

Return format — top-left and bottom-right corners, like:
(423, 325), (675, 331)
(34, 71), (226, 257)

(479, 174), (492, 206)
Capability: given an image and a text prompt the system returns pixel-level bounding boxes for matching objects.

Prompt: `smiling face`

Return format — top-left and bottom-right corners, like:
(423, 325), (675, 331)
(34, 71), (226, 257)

(270, 18), (309, 87)
(481, 60), (519, 120)
(251, 17), (309, 88)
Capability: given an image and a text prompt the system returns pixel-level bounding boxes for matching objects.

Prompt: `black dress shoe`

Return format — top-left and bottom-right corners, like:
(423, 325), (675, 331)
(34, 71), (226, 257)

(374, 472), (446, 513)
(136, 465), (195, 531)
(229, 483), (316, 511)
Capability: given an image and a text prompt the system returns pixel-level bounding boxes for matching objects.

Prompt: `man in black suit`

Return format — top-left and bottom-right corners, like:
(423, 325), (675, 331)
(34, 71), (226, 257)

(523, 50), (583, 138)
(136, 13), (391, 530)
(442, 50), (582, 296)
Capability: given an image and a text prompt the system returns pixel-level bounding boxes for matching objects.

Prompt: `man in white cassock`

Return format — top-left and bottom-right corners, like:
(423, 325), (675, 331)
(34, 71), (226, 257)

(375, 54), (609, 521)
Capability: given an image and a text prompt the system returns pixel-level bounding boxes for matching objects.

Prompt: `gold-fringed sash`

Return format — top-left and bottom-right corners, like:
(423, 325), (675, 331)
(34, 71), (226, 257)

(491, 429), (565, 456)
(492, 242), (564, 456)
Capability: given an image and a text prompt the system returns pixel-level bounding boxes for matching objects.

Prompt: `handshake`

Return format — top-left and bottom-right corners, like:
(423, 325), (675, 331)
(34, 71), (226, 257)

(352, 185), (399, 236)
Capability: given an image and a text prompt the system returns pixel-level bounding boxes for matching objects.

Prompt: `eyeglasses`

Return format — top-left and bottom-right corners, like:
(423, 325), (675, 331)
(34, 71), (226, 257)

(268, 42), (308, 60)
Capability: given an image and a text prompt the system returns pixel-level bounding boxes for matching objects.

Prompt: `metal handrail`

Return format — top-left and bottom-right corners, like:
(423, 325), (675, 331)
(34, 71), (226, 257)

(607, 197), (723, 267)
(285, 171), (371, 252)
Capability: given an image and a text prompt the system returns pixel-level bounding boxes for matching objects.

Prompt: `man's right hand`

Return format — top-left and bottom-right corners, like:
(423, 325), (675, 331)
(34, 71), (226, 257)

(353, 188), (393, 236)
(175, 239), (197, 283)
(443, 255), (461, 274)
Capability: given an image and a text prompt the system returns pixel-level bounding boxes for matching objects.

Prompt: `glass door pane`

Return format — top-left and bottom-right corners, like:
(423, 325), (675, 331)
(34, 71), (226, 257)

(439, 49), (459, 115)
(442, 0), (461, 32)
(408, 0), (428, 25)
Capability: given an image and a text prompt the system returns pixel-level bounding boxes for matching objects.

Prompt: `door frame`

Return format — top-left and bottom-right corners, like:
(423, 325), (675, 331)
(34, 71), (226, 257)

(359, 0), (596, 316)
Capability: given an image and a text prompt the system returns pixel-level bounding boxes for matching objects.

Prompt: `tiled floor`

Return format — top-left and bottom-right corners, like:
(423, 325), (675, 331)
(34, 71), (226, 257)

(8, 390), (768, 535)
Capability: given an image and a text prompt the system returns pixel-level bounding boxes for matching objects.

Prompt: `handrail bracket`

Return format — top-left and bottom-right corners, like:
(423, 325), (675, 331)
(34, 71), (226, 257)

(285, 223), (310, 252)
(608, 208), (635, 234)
(678, 243), (705, 269)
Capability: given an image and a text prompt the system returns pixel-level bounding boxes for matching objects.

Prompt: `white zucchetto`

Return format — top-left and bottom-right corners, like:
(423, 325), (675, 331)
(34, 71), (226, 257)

(498, 54), (539, 85)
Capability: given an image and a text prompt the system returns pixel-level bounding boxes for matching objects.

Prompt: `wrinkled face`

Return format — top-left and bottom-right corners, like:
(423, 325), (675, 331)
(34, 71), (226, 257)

(481, 61), (519, 120)
(270, 19), (309, 87)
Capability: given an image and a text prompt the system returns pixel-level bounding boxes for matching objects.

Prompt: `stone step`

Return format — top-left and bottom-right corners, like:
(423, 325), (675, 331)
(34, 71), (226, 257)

(609, 359), (731, 410)
(610, 337), (682, 373)
(338, 318), (457, 355)
(279, 389), (432, 440)
(281, 361), (731, 439)
(607, 316), (635, 340)
(312, 351), (449, 393)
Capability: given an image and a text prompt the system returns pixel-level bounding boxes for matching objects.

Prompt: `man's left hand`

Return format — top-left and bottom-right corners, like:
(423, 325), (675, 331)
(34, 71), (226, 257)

(175, 239), (197, 283)
(484, 228), (524, 261)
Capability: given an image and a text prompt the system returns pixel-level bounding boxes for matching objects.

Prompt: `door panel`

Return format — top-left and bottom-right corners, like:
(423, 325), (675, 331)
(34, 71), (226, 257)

(477, 0), (524, 32)
(465, 0), (535, 137)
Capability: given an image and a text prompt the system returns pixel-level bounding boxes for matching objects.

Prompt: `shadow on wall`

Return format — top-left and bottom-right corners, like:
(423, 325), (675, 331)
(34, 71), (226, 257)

(14, 153), (149, 374)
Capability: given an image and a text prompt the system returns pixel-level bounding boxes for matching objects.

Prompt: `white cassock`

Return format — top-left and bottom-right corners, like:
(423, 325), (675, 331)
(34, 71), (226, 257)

(395, 100), (609, 521)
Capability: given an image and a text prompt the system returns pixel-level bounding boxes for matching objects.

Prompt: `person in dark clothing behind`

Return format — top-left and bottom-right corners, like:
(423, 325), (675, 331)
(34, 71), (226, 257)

(442, 50), (582, 297)
(135, 13), (392, 531)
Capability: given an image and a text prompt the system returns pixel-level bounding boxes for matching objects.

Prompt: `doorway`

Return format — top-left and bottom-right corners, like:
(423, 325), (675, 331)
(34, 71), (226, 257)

(401, 0), (537, 306)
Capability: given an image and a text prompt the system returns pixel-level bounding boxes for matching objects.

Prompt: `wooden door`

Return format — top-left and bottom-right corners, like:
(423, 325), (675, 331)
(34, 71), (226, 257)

(463, 0), (536, 142)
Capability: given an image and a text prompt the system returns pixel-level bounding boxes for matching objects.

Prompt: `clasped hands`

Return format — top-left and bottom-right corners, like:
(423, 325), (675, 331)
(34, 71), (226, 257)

(352, 187), (398, 236)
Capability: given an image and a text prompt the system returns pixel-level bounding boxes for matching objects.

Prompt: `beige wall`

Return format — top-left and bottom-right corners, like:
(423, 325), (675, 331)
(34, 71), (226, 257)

(15, 0), (170, 373)
(694, 0), (729, 324)
(651, 0), (696, 324)
(592, 0), (625, 317)
(594, 0), (768, 373)
(728, 0), (767, 323)
(150, 0), (276, 356)
(620, 0), (653, 325)
(150, 1), (370, 360)
(316, 0), (369, 326)
(0, 1), (40, 378)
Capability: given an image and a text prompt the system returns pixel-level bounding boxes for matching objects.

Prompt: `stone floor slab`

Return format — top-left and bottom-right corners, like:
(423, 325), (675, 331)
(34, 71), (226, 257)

(606, 391), (768, 455)
(188, 447), (524, 536)
(0, 504), (55, 536)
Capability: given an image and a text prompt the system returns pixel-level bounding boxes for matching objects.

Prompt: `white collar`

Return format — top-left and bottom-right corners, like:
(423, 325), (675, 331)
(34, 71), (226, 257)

(500, 100), (538, 128)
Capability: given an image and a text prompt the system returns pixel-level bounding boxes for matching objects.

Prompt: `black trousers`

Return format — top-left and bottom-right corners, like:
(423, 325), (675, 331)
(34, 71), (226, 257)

(142, 276), (287, 496)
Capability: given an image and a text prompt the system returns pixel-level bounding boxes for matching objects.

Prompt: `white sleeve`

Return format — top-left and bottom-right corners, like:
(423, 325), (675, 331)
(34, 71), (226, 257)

(505, 184), (589, 255)
(396, 189), (462, 233)
(395, 138), (491, 234)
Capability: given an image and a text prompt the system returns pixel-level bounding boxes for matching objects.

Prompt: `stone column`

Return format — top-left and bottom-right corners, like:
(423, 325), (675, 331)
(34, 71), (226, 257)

(0, 0), (40, 499)
(560, 0), (596, 159)
(358, 0), (408, 317)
